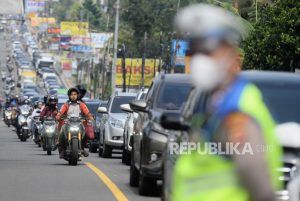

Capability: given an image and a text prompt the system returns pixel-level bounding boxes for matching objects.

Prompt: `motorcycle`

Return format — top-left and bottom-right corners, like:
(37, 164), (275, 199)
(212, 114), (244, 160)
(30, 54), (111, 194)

(11, 107), (18, 126)
(31, 115), (43, 147)
(4, 107), (13, 127)
(4, 88), (10, 97)
(41, 117), (58, 155)
(17, 105), (31, 141)
(8, 82), (15, 91)
(61, 116), (86, 165)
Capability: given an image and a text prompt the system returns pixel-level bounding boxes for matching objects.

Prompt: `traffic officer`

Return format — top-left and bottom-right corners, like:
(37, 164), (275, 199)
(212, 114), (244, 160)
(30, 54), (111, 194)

(171, 4), (282, 201)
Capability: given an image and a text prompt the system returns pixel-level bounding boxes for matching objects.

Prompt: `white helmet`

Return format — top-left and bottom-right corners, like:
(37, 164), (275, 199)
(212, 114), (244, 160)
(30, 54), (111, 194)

(175, 4), (249, 49)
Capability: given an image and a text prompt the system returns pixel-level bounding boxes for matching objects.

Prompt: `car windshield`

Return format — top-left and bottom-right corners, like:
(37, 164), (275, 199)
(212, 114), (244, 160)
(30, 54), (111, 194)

(156, 82), (191, 110)
(254, 82), (300, 123)
(39, 61), (53, 67)
(111, 96), (135, 113)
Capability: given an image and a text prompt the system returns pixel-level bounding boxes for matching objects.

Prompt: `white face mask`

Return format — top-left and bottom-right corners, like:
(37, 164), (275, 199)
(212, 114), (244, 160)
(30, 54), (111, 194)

(190, 54), (229, 91)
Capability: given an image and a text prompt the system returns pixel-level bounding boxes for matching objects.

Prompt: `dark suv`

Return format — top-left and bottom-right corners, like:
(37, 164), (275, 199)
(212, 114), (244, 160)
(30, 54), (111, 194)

(129, 74), (192, 195)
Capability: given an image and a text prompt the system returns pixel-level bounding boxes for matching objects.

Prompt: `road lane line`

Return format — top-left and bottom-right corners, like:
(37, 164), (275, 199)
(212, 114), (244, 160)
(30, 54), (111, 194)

(85, 162), (129, 201)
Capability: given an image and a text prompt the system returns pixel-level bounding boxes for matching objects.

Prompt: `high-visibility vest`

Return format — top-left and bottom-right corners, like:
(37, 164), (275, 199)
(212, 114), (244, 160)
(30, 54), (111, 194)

(172, 77), (283, 201)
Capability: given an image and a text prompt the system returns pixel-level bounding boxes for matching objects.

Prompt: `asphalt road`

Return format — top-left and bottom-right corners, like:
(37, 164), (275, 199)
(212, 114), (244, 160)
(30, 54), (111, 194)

(0, 28), (160, 201)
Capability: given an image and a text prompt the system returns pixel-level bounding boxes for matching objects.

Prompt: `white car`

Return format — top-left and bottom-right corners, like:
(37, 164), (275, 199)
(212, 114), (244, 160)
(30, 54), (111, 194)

(98, 92), (137, 158)
(121, 89), (148, 165)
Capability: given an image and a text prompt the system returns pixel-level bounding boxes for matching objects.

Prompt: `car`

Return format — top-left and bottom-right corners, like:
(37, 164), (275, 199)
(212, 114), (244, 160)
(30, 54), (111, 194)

(23, 85), (37, 92)
(121, 88), (148, 165)
(48, 89), (58, 95)
(57, 94), (68, 100)
(47, 85), (61, 93)
(30, 95), (44, 104)
(84, 100), (101, 151)
(21, 88), (37, 94)
(97, 92), (136, 158)
(160, 71), (300, 201)
(43, 75), (56, 83)
(88, 100), (108, 153)
(23, 91), (39, 98)
(129, 74), (192, 195)
(42, 72), (56, 80)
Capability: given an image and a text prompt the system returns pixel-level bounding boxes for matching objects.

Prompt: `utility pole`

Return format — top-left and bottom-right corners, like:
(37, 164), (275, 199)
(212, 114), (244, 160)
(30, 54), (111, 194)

(112, 0), (120, 94)
(255, 0), (258, 23)
(121, 43), (126, 92)
(158, 31), (163, 73)
(141, 32), (147, 88)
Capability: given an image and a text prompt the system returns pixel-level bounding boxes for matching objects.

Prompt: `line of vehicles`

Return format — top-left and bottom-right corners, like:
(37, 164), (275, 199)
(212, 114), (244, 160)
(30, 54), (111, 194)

(93, 72), (300, 200)
(1, 18), (300, 200)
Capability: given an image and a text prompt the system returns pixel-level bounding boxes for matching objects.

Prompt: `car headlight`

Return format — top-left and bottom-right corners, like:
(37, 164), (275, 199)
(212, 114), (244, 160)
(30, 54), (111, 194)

(45, 126), (55, 133)
(69, 126), (80, 132)
(109, 117), (123, 129)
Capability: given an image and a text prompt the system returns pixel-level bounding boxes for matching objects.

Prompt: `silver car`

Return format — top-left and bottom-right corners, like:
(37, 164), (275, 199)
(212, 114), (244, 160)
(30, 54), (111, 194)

(120, 89), (148, 165)
(98, 92), (136, 158)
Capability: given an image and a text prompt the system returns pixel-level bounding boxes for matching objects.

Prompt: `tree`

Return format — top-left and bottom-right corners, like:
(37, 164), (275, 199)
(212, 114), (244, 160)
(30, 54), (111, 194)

(242, 0), (300, 71)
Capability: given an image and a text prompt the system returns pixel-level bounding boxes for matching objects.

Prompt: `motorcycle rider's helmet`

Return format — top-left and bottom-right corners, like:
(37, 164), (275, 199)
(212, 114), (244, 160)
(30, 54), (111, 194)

(48, 95), (58, 106)
(68, 87), (79, 97)
(75, 85), (87, 100)
(23, 99), (30, 105)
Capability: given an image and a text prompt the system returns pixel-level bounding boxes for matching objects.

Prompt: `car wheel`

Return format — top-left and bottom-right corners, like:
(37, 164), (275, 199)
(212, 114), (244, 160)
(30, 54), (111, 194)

(102, 134), (111, 158)
(129, 145), (139, 187)
(122, 148), (126, 164)
(89, 143), (97, 153)
(139, 174), (156, 196)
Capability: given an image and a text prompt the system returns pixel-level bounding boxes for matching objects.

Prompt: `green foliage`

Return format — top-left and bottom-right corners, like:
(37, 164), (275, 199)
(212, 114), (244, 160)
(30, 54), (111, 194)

(53, 0), (106, 31)
(242, 0), (300, 71)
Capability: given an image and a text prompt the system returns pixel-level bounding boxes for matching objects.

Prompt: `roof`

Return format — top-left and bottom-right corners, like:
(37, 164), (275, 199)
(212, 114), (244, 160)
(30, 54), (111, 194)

(241, 71), (300, 84)
(114, 92), (137, 97)
(156, 73), (191, 84)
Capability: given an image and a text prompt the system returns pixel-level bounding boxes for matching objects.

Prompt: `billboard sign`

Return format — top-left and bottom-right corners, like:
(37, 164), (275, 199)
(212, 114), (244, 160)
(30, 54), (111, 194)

(60, 22), (89, 36)
(116, 58), (157, 87)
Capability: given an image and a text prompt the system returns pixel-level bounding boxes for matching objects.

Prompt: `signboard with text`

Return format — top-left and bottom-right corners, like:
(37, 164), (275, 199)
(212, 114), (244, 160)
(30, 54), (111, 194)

(116, 58), (157, 87)
(60, 22), (89, 36)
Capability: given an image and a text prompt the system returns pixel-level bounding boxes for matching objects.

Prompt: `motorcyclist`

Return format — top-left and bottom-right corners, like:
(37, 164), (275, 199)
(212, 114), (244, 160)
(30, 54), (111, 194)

(172, 4), (282, 201)
(40, 95), (58, 121)
(2, 97), (10, 120)
(56, 87), (94, 159)
(28, 101), (43, 139)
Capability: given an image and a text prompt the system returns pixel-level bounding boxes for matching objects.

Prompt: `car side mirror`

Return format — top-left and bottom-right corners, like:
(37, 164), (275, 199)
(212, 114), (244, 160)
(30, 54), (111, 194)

(160, 112), (190, 131)
(97, 106), (107, 114)
(129, 100), (147, 113)
(36, 110), (41, 113)
(120, 104), (133, 113)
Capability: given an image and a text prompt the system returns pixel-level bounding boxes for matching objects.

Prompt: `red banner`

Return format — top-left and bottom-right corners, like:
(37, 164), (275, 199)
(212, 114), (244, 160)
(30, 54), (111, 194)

(47, 28), (60, 34)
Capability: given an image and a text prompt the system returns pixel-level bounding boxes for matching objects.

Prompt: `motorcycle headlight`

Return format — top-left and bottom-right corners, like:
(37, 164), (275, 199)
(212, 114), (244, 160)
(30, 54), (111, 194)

(109, 117), (123, 129)
(45, 126), (55, 133)
(5, 111), (12, 115)
(18, 115), (26, 125)
(69, 126), (80, 132)
(22, 111), (29, 116)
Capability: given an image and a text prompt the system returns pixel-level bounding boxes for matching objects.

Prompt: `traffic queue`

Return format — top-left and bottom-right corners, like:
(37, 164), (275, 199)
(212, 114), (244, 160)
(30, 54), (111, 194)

(1, 3), (300, 201)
